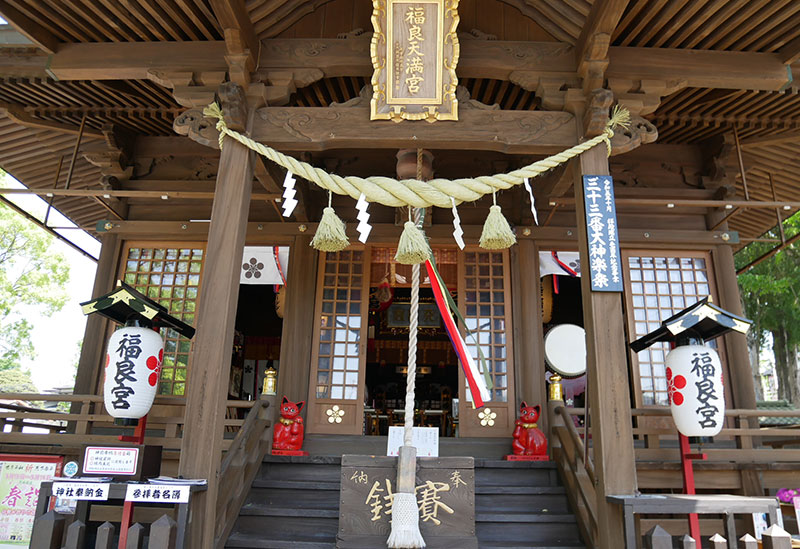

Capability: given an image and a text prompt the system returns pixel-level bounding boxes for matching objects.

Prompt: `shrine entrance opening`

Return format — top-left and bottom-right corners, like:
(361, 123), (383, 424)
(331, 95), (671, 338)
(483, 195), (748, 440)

(305, 246), (516, 438)
(229, 246), (289, 401)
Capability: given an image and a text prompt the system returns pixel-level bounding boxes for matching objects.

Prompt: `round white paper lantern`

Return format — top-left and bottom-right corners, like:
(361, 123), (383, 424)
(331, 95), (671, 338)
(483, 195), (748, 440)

(103, 324), (164, 424)
(665, 344), (724, 437)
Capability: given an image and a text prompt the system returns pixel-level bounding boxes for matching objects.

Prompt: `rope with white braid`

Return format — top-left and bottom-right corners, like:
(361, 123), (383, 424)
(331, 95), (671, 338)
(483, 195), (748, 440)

(203, 103), (630, 208)
(404, 206), (422, 447)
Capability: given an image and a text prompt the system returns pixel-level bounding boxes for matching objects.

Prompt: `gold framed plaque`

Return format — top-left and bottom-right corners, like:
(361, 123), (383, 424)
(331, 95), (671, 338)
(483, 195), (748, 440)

(370, 0), (460, 122)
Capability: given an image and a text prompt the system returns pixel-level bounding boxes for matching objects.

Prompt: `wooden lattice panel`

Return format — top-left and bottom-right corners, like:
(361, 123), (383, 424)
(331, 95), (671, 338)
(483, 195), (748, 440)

(624, 251), (715, 406)
(462, 251), (510, 403)
(121, 244), (205, 396)
(314, 250), (365, 400)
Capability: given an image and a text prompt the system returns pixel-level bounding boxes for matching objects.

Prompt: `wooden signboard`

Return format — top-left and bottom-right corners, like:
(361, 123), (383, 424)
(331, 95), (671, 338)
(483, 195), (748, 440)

(370, 0), (460, 122)
(338, 455), (477, 548)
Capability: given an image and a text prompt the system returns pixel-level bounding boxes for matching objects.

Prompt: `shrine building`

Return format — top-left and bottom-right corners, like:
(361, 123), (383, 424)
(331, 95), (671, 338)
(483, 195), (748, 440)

(0, 1), (799, 548)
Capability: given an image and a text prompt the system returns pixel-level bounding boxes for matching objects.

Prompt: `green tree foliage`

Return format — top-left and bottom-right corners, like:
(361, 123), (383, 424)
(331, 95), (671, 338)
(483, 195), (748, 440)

(0, 367), (37, 393)
(0, 204), (70, 371)
(736, 212), (800, 405)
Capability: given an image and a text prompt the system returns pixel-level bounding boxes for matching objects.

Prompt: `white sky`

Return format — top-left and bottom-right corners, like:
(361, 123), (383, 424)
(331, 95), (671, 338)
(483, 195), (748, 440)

(1, 174), (100, 391)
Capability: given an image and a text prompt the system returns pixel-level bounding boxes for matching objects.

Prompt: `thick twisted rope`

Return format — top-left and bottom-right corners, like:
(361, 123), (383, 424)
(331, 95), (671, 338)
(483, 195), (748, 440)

(203, 103), (629, 209)
(403, 154), (425, 447)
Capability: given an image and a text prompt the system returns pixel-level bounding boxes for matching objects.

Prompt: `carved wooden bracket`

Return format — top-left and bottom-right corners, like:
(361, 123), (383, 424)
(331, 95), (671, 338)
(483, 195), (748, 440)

(257, 68), (324, 106)
(82, 125), (133, 178)
(609, 78), (686, 116)
(610, 115), (658, 156)
(173, 108), (221, 149)
(147, 69), (227, 108)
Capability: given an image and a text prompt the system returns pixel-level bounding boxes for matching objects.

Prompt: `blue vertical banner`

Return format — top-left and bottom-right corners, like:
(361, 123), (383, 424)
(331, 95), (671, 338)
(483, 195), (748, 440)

(582, 175), (623, 292)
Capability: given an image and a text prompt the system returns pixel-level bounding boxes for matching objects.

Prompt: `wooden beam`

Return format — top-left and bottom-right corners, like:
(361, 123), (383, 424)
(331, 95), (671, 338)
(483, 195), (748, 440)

(257, 37), (577, 80)
(779, 35), (800, 66)
(740, 131), (800, 148)
(0, 0), (59, 54)
(576, 0), (629, 60)
(0, 187), (279, 201)
(210, 0), (259, 86)
(607, 47), (792, 91)
(575, 0), (629, 91)
(251, 106), (576, 154)
(574, 144), (636, 549)
(95, 220), (735, 246)
(178, 87), (254, 548)
(47, 41), (227, 80)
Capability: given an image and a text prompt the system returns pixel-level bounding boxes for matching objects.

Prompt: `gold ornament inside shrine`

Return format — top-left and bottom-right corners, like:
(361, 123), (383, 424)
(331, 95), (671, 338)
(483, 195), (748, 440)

(370, 0), (460, 122)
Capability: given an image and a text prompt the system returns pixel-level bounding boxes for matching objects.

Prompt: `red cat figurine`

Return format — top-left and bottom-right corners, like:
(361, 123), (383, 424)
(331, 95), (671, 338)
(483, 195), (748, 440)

(272, 396), (305, 452)
(512, 402), (547, 456)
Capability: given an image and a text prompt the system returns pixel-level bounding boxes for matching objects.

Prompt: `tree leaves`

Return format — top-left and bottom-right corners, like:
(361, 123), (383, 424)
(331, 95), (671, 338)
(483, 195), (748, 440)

(0, 205), (71, 371)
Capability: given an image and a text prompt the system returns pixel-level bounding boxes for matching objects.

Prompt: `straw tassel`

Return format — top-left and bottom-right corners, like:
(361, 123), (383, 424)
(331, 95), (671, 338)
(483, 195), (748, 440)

(311, 192), (350, 252)
(479, 193), (516, 250)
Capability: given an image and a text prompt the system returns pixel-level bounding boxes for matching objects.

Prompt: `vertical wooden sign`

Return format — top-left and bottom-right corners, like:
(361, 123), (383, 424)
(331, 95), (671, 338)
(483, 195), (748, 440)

(370, 0), (460, 122)
(582, 175), (623, 292)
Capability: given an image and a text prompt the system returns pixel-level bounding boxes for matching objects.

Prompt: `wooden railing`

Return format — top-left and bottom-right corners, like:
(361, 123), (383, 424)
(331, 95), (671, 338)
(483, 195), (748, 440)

(630, 407), (800, 494)
(548, 400), (597, 548)
(213, 395), (276, 549)
(0, 393), (255, 455)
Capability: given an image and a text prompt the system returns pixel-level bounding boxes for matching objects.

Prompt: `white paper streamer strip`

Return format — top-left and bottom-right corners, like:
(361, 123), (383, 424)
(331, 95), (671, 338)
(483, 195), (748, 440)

(450, 197), (465, 250)
(356, 193), (372, 243)
(281, 170), (298, 217)
(523, 177), (539, 225)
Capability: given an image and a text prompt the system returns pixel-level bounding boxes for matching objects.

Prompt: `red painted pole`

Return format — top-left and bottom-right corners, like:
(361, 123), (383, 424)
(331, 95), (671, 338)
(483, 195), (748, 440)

(117, 415), (147, 547)
(680, 434), (705, 543)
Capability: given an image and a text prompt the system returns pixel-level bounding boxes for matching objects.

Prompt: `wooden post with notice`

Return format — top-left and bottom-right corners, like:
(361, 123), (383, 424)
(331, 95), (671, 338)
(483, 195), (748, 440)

(573, 124), (637, 548)
(177, 82), (254, 548)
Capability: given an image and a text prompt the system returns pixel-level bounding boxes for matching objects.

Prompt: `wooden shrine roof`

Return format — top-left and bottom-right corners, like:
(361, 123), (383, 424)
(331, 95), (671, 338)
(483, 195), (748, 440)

(0, 0), (798, 250)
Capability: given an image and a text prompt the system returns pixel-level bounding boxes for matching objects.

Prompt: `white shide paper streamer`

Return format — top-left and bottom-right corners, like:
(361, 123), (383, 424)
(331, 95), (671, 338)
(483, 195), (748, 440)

(451, 197), (465, 250)
(281, 170), (298, 218)
(356, 193), (372, 243)
(523, 177), (539, 225)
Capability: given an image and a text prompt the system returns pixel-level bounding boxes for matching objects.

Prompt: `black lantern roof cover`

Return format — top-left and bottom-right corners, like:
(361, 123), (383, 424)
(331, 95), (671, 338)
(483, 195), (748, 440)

(80, 282), (195, 339)
(630, 297), (751, 353)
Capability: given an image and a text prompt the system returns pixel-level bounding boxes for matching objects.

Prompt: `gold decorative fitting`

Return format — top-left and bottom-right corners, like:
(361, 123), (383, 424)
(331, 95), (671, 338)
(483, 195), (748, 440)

(326, 405), (345, 424)
(478, 408), (496, 427)
(263, 366), (277, 395)
(549, 374), (564, 401)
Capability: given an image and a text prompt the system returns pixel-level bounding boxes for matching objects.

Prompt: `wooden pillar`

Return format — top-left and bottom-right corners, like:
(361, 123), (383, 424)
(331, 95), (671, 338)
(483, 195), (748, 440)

(712, 243), (763, 496)
(73, 233), (120, 396)
(276, 234), (318, 408)
(511, 239), (547, 431)
(178, 84), (254, 548)
(574, 146), (637, 549)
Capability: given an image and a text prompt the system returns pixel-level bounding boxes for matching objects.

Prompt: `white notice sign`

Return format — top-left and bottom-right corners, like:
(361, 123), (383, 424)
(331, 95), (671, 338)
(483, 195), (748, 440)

(386, 427), (439, 457)
(51, 482), (110, 501)
(125, 484), (190, 504)
(83, 447), (138, 475)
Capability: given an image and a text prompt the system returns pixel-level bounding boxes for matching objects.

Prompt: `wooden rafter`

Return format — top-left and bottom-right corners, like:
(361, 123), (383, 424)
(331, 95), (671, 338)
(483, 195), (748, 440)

(779, 34), (800, 65)
(0, 0), (59, 53)
(575, 0), (629, 62)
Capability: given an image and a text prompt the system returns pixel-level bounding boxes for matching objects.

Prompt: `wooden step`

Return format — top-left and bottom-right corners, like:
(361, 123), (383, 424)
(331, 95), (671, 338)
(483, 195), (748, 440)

(226, 533), (335, 549)
(242, 488), (340, 512)
(476, 521), (583, 545)
(475, 493), (572, 513)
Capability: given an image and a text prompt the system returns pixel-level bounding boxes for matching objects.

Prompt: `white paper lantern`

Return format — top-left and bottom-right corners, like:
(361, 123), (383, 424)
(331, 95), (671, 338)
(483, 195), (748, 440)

(665, 344), (724, 437)
(103, 325), (164, 423)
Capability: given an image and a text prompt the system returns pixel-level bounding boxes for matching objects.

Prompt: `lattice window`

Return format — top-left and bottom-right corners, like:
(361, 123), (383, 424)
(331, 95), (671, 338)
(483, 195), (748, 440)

(463, 251), (510, 402)
(121, 245), (205, 396)
(625, 253), (714, 406)
(315, 250), (364, 400)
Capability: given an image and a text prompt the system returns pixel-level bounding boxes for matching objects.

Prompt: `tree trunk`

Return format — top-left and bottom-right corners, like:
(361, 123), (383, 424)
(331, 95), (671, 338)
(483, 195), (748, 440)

(771, 327), (797, 404)
(748, 329), (764, 401)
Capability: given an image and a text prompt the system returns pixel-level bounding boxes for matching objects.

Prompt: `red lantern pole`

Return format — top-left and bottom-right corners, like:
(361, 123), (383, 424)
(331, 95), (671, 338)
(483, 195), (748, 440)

(117, 415), (147, 548)
(679, 433), (708, 543)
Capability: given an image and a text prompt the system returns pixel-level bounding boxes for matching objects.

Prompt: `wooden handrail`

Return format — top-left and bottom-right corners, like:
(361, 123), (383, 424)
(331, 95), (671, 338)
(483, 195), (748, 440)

(555, 405), (596, 484)
(630, 407), (800, 418)
(214, 395), (276, 549)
